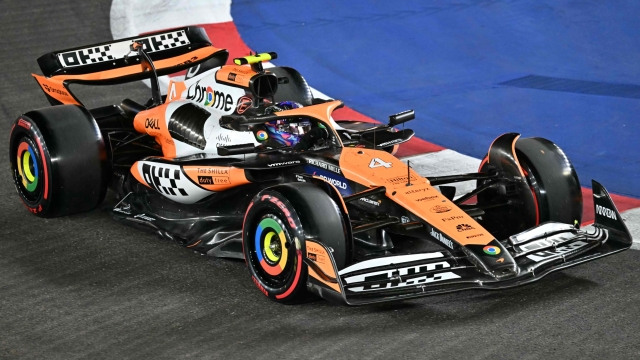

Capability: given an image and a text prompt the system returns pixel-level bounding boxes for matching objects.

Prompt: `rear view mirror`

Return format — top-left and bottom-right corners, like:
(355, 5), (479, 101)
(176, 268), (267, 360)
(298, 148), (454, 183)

(388, 110), (415, 127)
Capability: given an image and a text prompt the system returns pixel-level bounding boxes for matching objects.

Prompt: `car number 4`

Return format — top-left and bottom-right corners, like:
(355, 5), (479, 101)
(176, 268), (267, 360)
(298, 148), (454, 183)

(369, 158), (392, 169)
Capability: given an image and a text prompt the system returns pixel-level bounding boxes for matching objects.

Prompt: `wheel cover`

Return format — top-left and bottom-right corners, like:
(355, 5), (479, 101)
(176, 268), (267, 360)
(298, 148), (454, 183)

(14, 137), (42, 201)
(252, 214), (294, 287)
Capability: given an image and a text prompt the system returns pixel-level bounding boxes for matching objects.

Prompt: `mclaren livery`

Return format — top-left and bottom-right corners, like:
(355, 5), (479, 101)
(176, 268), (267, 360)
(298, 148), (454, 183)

(9, 27), (633, 305)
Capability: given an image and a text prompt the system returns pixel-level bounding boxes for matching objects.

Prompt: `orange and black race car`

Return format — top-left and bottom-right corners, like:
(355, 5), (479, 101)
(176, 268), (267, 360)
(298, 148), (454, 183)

(9, 27), (633, 305)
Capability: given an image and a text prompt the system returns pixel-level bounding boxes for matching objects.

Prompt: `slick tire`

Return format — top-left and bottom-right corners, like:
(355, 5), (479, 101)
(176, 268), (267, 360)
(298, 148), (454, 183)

(9, 105), (108, 217)
(478, 137), (582, 236)
(243, 182), (348, 304)
(513, 137), (582, 226)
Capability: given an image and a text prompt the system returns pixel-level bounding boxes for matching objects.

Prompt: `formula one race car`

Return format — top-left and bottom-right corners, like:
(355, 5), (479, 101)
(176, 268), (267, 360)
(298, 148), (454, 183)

(10, 27), (633, 305)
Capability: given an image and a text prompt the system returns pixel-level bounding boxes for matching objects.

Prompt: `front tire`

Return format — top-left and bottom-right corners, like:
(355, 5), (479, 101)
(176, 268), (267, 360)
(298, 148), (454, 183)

(477, 137), (582, 238)
(242, 183), (348, 304)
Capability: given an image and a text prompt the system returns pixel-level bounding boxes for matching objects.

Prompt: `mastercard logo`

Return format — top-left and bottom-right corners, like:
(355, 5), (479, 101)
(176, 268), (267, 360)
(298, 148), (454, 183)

(483, 245), (501, 255)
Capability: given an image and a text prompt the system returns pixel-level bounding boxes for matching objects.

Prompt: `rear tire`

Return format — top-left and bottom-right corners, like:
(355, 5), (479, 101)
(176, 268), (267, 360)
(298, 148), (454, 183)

(242, 183), (348, 304)
(9, 105), (108, 217)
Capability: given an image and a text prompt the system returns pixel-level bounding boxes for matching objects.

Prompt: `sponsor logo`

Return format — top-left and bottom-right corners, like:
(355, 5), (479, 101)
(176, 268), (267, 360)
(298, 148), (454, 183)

(466, 234), (484, 239)
(256, 130), (268, 141)
(215, 134), (232, 143)
(141, 163), (188, 196)
(483, 245), (501, 255)
(378, 138), (403, 147)
(176, 56), (198, 67)
(186, 80), (234, 111)
(442, 215), (464, 222)
(17, 119), (31, 129)
(430, 228), (454, 249)
(252, 276), (269, 297)
(526, 241), (589, 262)
(305, 166), (352, 195)
(58, 30), (190, 68)
(456, 223), (474, 232)
(25, 204), (43, 214)
(416, 195), (439, 202)
(261, 195), (297, 229)
(307, 243), (328, 265)
(134, 213), (155, 222)
(268, 160), (301, 167)
(386, 175), (418, 185)
(196, 175), (229, 185)
(344, 261), (459, 292)
(401, 216), (411, 224)
(113, 204), (131, 215)
(496, 258), (505, 263)
(228, 73), (237, 81)
(145, 118), (160, 130)
(406, 188), (429, 194)
(430, 205), (451, 213)
(359, 197), (381, 207)
(198, 176), (213, 184)
(214, 177), (230, 184)
(295, 174), (306, 182)
(41, 83), (70, 97)
(369, 157), (392, 169)
(236, 96), (252, 114)
(306, 158), (341, 174)
(317, 174), (348, 189)
(595, 204), (617, 220)
(197, 167), (230, 175)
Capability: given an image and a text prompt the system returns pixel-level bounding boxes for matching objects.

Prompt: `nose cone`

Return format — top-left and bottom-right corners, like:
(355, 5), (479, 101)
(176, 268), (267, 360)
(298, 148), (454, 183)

(464, 240), (518, 279)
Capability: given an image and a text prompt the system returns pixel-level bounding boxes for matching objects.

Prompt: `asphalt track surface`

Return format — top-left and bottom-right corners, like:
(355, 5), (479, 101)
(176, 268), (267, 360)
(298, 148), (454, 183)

(1, 1), (639, 359)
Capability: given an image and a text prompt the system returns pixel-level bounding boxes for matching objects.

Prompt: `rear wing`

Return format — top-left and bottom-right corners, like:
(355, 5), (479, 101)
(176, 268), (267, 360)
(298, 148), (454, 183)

(33, 26), (228, 106)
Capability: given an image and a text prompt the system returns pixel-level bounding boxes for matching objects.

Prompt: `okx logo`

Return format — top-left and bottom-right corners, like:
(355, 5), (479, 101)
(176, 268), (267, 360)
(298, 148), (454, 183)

(142, 163), (188, 196)
(187, 81), (234, 112)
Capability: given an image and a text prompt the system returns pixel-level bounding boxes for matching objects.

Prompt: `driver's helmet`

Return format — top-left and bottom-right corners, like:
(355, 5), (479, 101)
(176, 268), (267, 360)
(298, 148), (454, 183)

(264, 101), (311, 147)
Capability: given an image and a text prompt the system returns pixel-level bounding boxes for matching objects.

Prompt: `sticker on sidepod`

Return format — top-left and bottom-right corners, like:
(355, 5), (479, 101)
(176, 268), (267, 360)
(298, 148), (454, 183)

(134, 161), (213, 204)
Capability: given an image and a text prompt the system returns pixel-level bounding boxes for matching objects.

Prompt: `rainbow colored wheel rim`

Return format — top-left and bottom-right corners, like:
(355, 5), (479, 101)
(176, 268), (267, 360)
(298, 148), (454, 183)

(254, 216), (289, 277)
(16, 140), (39, 194)
(483, 245), (501, 255)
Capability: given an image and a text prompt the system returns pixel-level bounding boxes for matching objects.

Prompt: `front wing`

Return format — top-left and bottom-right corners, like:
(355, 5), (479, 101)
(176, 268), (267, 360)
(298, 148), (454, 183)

(305, 181), (633, 305)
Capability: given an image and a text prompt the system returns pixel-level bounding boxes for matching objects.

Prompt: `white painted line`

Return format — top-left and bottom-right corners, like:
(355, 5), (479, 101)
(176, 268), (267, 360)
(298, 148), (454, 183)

(110, 0), (232, 40)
